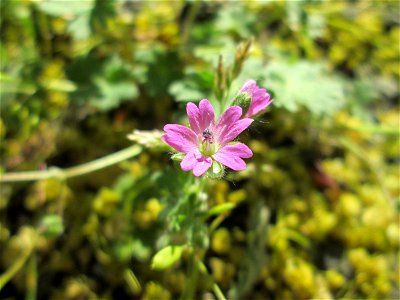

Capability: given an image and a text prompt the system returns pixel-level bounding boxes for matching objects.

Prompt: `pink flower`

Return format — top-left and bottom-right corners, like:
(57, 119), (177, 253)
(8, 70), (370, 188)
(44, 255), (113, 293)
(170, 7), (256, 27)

(162, 99), (253, 176)
(239, 80), (272, 118)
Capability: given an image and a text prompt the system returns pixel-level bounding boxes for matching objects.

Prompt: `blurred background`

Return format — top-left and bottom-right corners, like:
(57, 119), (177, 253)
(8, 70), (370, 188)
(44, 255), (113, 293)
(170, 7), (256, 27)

(0, 0), (399, 299)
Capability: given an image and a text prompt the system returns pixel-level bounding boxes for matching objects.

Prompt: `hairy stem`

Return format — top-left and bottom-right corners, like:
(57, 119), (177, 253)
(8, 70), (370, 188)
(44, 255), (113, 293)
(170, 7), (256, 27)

(181, 250), (199, 300)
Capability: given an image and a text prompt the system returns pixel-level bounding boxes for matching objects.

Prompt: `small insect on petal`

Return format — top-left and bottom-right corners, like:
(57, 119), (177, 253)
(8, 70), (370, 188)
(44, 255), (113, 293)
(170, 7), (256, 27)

(202, 128), (212, 139)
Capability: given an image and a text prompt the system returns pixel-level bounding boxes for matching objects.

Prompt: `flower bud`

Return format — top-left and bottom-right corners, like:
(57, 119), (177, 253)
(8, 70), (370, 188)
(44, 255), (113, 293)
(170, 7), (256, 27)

(214, 55), (226, 102)
(232, 92), (252, 116)
(232, 39), (252, 79)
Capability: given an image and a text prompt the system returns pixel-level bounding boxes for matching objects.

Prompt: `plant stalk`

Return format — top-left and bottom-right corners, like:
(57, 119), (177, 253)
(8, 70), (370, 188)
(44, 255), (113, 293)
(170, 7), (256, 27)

(196, 260), (226, 300)
(181, 250), (199, 300)
(0, 145), (142, 183)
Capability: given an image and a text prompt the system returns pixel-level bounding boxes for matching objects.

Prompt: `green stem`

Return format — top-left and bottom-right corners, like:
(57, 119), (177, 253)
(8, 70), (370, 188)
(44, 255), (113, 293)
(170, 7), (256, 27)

(180, 176), (208, 300)
(208, 214), (227, 234)
(212, 282), (226, 300)
(196, 260), (226, 300)
(181, 250), (198, 300)
(0, 145), (142, 183)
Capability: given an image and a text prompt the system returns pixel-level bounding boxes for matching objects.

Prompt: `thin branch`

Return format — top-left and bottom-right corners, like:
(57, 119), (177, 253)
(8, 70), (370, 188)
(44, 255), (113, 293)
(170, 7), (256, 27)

(196, 259), (227, 300)
(0, 145), (142, 183)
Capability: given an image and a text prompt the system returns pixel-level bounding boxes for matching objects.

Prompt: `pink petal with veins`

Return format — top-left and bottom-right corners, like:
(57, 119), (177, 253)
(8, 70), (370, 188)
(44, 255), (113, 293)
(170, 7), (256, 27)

(213, 143), (253, 171)
(186, 103), (202, 134)
(239, 80), (272, 118)
(218, 118), (253, 145)
(180, 150), (199, 171)
(193, 155), (212, 176)
(162, 124), (197, 153)
(180, 150), (212, 176)
(198, 99), (215, 130)
(214, 106), (242, 142)
(186, 99), (215, 134)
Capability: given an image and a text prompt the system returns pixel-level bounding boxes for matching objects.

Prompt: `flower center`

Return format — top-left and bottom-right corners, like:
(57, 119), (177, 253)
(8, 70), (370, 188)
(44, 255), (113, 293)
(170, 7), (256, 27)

(199, 128), (217, 156)
(199, 139), (217, 156)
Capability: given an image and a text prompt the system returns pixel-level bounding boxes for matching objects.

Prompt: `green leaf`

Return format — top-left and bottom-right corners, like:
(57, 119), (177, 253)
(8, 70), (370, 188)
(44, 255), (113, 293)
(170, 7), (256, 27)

(91, 0), (116, 31)
(90, 55), (139, 111)
(207, 203), (236, 217)
(151, 245), (184, 270)
(169, 70), (213, 103)
(264, 61), (345, 115)
(92, 77), (138, 111)
(38, 0), (94, 16)
(41, 78), (77, 92)
(215, 4), (256, 38)
(169, 80), (205, 102)
(38, 0), (94, 39)
(68, 13), (92, 40)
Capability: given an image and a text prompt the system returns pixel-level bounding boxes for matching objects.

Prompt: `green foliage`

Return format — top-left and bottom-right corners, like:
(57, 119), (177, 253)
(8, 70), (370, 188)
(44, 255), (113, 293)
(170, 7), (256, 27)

(207, 203), (235, 217)
(91, 56), (139, 111)
(264, 60), (345, 114)
(169, 69), (213, 103)
(151, 246), (184, 270)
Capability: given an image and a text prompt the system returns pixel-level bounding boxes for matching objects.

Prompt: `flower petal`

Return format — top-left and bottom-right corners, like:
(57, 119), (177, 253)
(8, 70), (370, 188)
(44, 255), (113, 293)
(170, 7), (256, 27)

(186, 99), (215, 134)
(193, 155), (212, 176)
(246, 93), (272, 118)
(212, 143), (253, 171)
(186, 102), (202, 134)
(198, 99), (215, 130)
(162, 124), (197, 153)
(214, 106), (242, 142)
(218, 118), (253, 144)
(239, 79), (257, 93)
(180, 150), (212, 176)
(180, 150), (199, 171)
(240, 80), (272, 117)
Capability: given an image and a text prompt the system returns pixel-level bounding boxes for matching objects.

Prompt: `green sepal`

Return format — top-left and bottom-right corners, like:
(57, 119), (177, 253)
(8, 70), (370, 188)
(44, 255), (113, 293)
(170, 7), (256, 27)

(232, 92), (252, 116)
(171, 152), (185, 161)
(210, 161), (225, 178)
